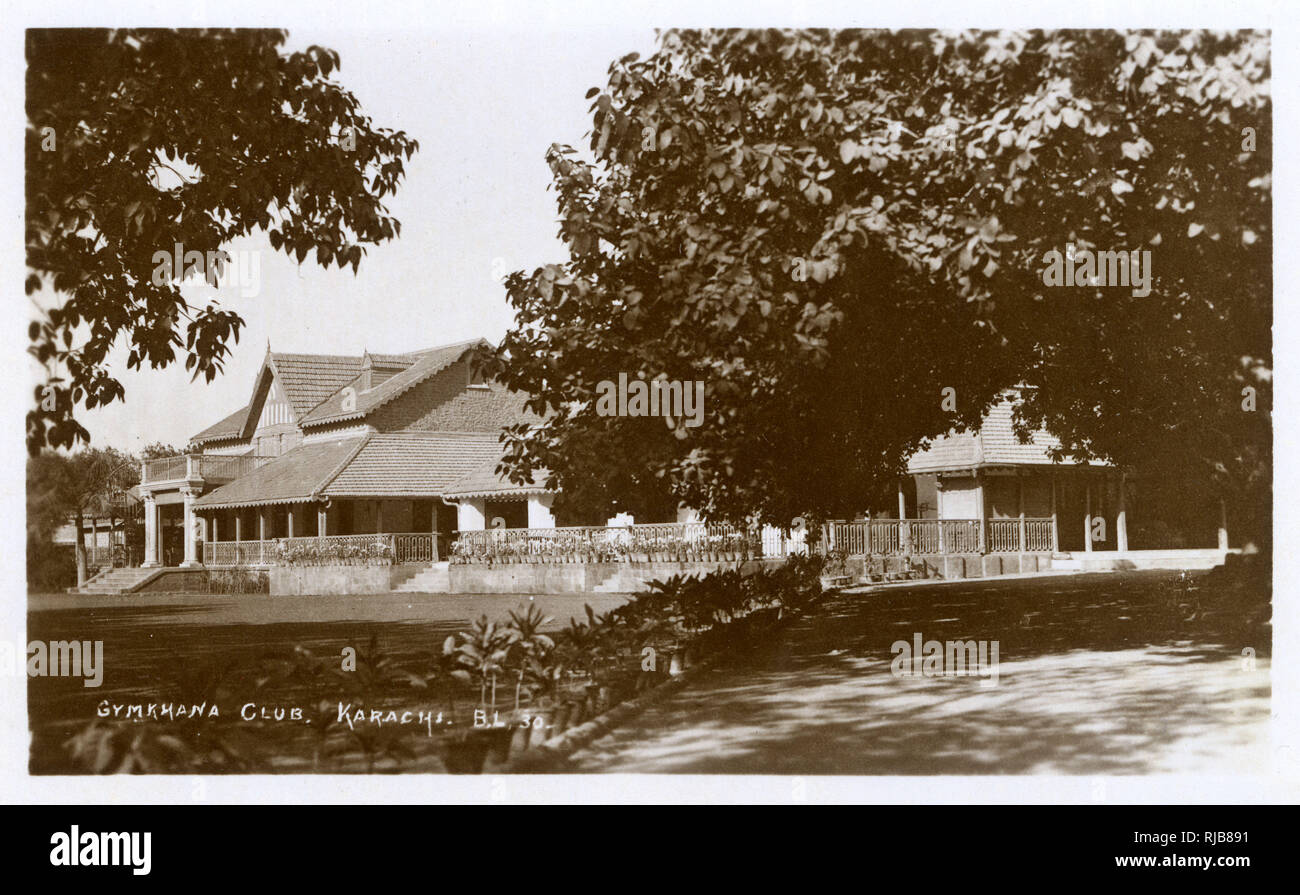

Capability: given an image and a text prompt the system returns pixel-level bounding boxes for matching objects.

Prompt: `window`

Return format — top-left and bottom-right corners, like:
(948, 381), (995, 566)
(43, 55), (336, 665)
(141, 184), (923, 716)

(467, 364), (490, 390)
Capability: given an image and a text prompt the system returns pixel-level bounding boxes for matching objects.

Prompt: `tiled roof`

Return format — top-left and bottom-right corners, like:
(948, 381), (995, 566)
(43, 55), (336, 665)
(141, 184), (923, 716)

(194, 437), (365, 509)
(188, 354), (368, 444)
(367, 352), (423, 367)
(299, 339), (491, 427)
(269, 353), (367, 416)
(321, 432), (505, 497)
(187, 343), (467, 443)
(442, 457), (553, 500)
(907, 397), (1111, 474)
(191, 404), (251, 444)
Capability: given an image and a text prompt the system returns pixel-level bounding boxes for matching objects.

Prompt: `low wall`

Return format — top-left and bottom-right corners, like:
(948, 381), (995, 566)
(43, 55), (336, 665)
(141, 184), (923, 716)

(448, 559), (775, 595)
(844, 553), (1053, 581)
(1050, 548), (1228, 571)
(269, 565), (401, 595)
(136, 568), (269, 594)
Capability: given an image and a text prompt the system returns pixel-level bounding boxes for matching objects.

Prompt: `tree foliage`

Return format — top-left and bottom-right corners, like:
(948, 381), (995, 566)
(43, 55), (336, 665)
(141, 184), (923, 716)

(491, 29), (1270, 533)
(27, 447), (139, 586)
(140, 441), (183, 459)
(26, 28), (419, 452)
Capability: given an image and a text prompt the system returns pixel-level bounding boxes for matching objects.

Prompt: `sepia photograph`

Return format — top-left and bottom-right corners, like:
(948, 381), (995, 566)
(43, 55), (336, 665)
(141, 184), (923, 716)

(2, 0), (1294, 855)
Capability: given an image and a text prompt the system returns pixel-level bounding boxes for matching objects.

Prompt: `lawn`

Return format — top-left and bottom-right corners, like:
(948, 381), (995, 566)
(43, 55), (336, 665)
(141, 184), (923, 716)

(27, 591), (627, 773)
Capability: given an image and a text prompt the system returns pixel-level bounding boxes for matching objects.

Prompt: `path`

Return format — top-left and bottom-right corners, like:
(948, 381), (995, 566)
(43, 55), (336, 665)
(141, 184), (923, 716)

(563, 572), (1271, 774)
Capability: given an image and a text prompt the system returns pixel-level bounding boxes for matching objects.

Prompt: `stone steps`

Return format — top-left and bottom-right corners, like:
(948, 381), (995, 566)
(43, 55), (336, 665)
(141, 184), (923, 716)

(393, 561), (451, 593)
(388, 565), (424, 589)
(70, 566), (162, 594)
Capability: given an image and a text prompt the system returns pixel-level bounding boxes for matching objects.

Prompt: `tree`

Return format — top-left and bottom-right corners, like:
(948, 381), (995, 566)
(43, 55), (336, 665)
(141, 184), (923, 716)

(491, 29), (1270, 540)
(26, 29), (419, 452)
(27, 448), (138, 587)
(141, 442), (183, 459)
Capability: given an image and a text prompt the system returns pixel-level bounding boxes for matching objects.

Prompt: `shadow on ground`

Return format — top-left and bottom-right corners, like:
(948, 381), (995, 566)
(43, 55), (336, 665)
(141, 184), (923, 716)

(563, 571), (1271, 774)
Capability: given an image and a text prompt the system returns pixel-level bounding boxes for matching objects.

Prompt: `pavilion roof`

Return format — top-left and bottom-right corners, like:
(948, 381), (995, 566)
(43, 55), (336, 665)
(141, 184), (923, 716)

(906, 396), (1112, 474)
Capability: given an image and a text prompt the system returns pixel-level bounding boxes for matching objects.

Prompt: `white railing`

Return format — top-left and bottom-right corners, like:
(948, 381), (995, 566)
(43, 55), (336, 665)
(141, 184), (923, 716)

(986, 519), (1021, 553)
(203, 533), (435, 567)
(394, 533), (436, 563)
(143, 454), (274, 485)
(204, 518), (1057, 567)
(204, 540), (277, 566)
(821, 518), (1055, 555)
(1025, 518), (1054, 552)
(451, 522), (772, 564)
(939, 519), (982, 554)
(760, 525), (808, 558)
(142, 456), (188, 484)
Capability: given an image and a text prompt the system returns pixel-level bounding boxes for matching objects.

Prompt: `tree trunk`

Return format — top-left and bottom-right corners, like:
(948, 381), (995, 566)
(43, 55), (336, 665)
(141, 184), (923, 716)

(73, 510), (87, 587)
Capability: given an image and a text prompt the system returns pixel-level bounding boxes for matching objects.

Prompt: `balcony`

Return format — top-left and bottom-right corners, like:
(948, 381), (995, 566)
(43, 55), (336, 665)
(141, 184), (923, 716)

(141, 454), (274, 487)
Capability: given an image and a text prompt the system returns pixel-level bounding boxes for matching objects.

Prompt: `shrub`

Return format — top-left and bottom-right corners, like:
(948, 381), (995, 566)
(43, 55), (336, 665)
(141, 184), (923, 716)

(275, 538), (392, 566)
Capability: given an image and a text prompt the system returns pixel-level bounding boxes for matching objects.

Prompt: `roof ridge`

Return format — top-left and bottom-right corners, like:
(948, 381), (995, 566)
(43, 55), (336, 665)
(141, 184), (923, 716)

(300, 338), (492, 428)
(270, 352), (365, 363)
(271, 338), (489, 363)
(313, 433), (374, 498)
(368, 430), (502, 439)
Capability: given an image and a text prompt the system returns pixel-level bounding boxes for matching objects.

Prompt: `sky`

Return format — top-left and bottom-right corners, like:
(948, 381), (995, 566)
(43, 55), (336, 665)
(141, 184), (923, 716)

(48, 26), (658, 452)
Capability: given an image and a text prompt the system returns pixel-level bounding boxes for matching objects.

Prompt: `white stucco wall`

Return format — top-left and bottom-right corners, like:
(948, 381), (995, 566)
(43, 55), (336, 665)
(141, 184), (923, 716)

(527, 494), (556, 528)
(938, 475), (982, 519)
(457, 498), (486, 531)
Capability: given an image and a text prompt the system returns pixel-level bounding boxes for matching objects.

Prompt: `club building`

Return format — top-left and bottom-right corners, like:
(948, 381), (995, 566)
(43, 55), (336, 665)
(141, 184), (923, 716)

(87, 339), (1230, 595)
(132, 339), (557, 569)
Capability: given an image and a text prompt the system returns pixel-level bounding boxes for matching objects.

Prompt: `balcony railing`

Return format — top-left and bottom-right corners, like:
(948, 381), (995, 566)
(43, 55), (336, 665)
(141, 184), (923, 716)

(451, 522), (777, 564)
(142, 454), (274, 486)
(204, 540), (277, 567)
(203, 533), (435, 567)
(200, 517), (1057, 570)
(824, 518), (1056, 555)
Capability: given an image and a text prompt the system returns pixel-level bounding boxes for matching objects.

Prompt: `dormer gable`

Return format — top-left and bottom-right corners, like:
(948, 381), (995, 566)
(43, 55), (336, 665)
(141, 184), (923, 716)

(237, 352), (291, 441)
(355, 350), (413, 393)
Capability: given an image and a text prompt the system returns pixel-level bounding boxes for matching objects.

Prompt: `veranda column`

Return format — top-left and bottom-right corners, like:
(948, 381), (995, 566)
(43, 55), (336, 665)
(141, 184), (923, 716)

(1116, 472), (1129, 552)
(234, 513), (242, 543)
(528, 494), (556, 528)
(1050, 474), (1059, 553)
(458, 499), (486, 530)
(897, 478), (910, 555)
(180, 487), (201, 568)
(258, 509), (267, 565)
(1017, 471), (1026, 555)
(91, 517), (100, 567)
(317, 505), (328, 539)
(1084, 478), (1093, 553)
(142, 492), (159, 567)
(976, 470), (987, 553)
(376, 499), (385, 534)
(286, 506), (295, 539)
(936, 504), (946, 555)
(1218, 499), (1230, 551)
